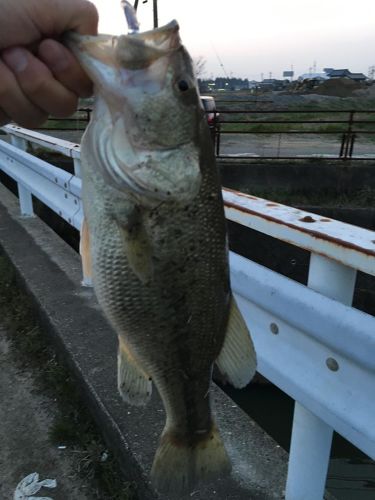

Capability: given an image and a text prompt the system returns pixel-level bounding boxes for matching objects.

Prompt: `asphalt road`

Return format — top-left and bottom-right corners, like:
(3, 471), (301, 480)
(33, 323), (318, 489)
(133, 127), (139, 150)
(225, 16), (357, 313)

(218, 133), (375, 158)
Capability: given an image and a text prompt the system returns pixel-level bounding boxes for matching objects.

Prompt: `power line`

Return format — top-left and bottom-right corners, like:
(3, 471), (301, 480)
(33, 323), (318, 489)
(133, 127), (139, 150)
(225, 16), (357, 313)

(211, 44), (229, 79)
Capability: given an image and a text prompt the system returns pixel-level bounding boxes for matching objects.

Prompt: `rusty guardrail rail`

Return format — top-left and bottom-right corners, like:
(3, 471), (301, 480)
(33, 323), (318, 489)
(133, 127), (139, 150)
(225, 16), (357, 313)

(1, 125), (374, 500)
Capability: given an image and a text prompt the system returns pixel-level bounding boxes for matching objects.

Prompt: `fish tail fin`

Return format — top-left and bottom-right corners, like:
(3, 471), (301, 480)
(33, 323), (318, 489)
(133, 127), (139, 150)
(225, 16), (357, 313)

(151, 424), (231, 496)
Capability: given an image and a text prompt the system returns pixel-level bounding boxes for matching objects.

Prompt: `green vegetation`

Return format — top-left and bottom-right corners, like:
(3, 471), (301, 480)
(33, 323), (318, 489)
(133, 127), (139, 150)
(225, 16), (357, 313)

(0, 253), (136, 500)
(39, 109), (90, 131)
(213, 91), (375, 138)
(42, 119), (86, 130)
(219, 110), (375, 136)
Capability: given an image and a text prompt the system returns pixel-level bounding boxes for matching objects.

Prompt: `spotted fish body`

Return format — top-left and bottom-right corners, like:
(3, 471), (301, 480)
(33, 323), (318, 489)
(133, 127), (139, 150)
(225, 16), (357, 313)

(67, 14), (256, 496)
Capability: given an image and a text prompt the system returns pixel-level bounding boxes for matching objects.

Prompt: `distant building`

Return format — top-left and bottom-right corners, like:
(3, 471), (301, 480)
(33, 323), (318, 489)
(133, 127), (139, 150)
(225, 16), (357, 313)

(349, 73), (367, 81)
(257, 79), (288, 91)
(298, 73), (328, 81)
(198, 77), (250, 92)
(323, 68), (367, 81)
(325, 69), (351, 78)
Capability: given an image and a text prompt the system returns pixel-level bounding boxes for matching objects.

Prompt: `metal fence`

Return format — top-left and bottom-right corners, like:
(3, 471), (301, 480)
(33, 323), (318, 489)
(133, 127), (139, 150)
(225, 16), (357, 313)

(0, 125), (374, 500)
(29, 107), (375, 160)
(214, 109), (375, 159)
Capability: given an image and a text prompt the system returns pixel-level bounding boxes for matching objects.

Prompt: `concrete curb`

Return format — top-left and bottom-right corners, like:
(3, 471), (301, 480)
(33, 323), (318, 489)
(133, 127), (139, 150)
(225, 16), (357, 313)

(0, 184), (290, 499)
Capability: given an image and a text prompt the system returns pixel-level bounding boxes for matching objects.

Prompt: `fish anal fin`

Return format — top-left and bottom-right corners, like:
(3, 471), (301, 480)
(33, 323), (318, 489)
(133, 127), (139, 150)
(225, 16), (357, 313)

(216, 296), (257, 389)
(118, 336), (152, 406)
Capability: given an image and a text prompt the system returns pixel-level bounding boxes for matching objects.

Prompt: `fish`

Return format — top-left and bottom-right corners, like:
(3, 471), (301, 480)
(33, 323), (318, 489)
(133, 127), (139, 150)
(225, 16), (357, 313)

(67, 3), (256, 496)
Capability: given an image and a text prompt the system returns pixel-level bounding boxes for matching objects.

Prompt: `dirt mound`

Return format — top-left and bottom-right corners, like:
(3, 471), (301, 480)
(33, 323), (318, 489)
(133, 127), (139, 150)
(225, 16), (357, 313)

(353, 83), (375, 99)
(312, 78), (362, 97)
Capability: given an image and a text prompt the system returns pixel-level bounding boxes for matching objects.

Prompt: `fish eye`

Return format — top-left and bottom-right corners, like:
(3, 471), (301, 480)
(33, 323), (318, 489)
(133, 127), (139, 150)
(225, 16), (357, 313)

(177, 80), (189, 91)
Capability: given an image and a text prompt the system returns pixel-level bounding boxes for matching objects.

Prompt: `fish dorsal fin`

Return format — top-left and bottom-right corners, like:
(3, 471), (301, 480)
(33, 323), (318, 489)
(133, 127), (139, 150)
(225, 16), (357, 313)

(118, 336), (152, 406)
(216, 296), (257, 389)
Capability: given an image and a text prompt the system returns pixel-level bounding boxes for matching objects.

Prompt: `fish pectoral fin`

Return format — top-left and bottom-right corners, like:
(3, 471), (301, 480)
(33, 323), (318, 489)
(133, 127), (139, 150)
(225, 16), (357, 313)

(116, 214), (153, 284)
(215, 296), (257, 389)
(118, 336), (152, 406)
(79, 217), (93, 286)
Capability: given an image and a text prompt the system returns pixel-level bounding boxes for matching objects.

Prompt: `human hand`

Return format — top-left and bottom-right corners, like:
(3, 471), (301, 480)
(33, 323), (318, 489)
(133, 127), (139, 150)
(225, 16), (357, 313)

(0, 0), (98, 128)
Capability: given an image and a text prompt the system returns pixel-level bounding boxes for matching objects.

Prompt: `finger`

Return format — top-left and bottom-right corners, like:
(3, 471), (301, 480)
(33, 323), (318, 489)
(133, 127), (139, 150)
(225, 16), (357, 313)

(64, 0), (99, 35)
(32, 0), (99, 37)
(0, 0), (98, 50)
(0, 59), (47, 128)
(2, 47), (78, 118)
(38, 39), (93, 98)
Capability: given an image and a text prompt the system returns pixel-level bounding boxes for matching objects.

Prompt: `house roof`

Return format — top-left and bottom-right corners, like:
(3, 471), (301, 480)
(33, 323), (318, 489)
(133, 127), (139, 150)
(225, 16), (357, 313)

(350, 73), (367, 80)
(298, 73), (328, 81)
(327, 69), (351, 77)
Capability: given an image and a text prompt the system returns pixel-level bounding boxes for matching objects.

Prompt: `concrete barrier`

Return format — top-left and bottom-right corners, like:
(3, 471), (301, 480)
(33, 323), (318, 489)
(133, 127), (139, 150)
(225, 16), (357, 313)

(0, 184), (290, 500)
(218, 159), (375, 195)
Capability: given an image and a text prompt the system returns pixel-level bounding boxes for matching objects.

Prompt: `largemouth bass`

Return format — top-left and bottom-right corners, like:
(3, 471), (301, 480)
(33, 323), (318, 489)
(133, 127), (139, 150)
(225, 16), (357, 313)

(67, 4), (256, 495)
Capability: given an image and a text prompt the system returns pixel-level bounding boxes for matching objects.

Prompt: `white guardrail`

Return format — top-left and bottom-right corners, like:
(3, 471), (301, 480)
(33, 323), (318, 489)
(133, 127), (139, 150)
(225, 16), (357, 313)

(1, 124), (374, 500)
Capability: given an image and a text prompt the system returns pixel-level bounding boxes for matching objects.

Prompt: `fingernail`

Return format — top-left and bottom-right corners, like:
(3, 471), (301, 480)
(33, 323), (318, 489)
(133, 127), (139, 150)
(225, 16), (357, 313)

(3, 47), (28, 73)
(40, 42), (69, 72)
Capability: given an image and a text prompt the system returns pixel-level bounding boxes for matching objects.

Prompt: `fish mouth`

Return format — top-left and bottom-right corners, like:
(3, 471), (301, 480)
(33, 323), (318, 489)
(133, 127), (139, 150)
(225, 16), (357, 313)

(65, 20), (181, 73)
(66, 23), (201, 204)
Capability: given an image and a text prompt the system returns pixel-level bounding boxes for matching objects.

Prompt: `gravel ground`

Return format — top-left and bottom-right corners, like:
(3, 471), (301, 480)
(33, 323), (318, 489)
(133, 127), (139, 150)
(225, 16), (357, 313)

(0, 327), (93, 500)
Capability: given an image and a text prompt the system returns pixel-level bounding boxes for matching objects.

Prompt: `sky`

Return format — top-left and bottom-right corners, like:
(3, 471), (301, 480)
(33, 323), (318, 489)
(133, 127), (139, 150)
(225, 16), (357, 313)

(91, 0), (375, 80)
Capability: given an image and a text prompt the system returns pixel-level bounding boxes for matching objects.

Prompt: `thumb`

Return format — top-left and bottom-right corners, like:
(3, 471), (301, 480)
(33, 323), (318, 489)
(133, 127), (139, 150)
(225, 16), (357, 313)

(60, 0), (99, 35)
(31, 0), (99, 37)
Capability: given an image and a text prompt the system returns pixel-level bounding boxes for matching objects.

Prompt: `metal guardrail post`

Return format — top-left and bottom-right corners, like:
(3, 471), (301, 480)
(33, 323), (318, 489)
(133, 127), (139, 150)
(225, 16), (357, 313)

(285, 253), (357, 499)
(10, 136), (34, 216)
(349, 133), (356, 158)
(17, 184), (34, 217)
(339, 133), (346, 158)
(73, 158), (91, 286)
(74, 158), (82, 178)
(286, 403), (334, 500)
(340, 111), (356, 159)
(215, 111), (221, 156)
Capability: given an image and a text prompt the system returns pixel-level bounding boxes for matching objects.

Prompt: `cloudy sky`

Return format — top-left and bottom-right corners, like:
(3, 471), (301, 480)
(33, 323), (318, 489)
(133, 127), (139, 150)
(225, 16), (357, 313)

(91, 0), (375, 80)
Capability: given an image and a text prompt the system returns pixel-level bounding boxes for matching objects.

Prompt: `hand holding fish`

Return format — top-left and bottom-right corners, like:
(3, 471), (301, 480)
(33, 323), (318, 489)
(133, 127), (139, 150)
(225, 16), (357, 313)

(0, 0), (98, 128)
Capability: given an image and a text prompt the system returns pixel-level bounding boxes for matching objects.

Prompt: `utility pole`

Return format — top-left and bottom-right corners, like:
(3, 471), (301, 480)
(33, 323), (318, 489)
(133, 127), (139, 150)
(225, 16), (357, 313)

(153, 0), (158, 28)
